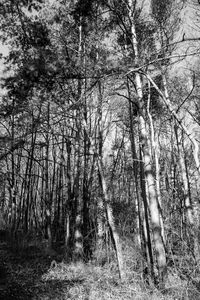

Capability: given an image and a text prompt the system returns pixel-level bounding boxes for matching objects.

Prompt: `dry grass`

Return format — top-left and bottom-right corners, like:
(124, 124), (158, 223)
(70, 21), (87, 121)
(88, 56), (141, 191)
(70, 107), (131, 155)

(36, 240), (200, 300)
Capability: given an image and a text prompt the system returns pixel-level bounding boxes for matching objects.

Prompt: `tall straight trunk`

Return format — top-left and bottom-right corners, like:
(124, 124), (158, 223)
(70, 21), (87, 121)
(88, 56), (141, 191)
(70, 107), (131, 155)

(82, 130), (91, 260)
(96, 178), (105, 255)
(10, 103), (16, 233)
(174, 123), (200, 260)
(82, 64), (92, 260)
(65, 136), (72, 253)
(54, 166), (60, 239)
(22, 156), (30, 233)
(138, 78), (166, 287)
(72, 16), (84, 261)
(54, 132), (64, 242)
(182, 136), (200, 261)
(147, 91), (166, 246)
(73, 140), (82, 260)
(40, 148), (45, 235)
(128, 0), (167, 286)
(127, 92), (145, 253)
(50, 135), (57, 241)
(169, 124), (177, 229)
(139, 147), (155, 280)
(174, 124), (194, 226)
(154, 132), (165, 243)
(33, 164), (40, 231)
(127, 78), (150, 257)
(18, 153), (29, 231)
(15, 147), (23, 230)
(45, 102), (52, 250)
(24, 113), (37, 233)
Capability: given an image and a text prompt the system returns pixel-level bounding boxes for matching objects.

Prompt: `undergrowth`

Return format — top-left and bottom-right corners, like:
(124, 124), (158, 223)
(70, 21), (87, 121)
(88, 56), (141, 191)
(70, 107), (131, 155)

(0, 237), (200, 300)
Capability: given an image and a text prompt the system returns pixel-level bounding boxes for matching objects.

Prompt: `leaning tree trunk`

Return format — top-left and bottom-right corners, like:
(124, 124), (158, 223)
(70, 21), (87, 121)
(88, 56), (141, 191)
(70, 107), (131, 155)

(96, 80), (125, 282)
(97, 158), (125, 282)
(80, 79), (125, 281)
(128, 0), (167, 287)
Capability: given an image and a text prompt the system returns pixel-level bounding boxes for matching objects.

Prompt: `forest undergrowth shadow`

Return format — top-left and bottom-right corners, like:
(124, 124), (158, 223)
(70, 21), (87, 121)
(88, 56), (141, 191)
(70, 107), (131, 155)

(0, 234), (200, 300)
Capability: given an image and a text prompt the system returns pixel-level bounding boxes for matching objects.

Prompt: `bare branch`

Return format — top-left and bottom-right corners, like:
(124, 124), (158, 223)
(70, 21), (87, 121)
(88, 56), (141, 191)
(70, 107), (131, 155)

(142, 72), (200, 174)
(176, 73), (195, 113)
(125, 50), (200, 76)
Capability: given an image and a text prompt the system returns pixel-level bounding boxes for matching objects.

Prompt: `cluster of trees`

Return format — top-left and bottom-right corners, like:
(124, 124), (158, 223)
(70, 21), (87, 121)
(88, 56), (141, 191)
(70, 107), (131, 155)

(0, 0), (200, 289)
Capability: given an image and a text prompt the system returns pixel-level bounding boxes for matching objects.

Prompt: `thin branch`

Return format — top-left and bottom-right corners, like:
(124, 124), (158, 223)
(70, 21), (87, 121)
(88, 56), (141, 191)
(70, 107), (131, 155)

(185, 107), (200, 127)
(125, 51), (200, 76)
(142, 72), (200, 174)
(176, 74), (195, 113)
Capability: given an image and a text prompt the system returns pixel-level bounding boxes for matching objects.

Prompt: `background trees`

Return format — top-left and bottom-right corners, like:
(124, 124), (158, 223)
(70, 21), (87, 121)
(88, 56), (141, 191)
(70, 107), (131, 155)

(0, 0), (200, 294)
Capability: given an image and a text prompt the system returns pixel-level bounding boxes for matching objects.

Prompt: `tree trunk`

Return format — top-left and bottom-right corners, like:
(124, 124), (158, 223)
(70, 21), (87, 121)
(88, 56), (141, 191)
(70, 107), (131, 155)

(147, 91), (166, 246)
(96, 80), (125, 281)
(128, 0), (167, 287)
(174, 124), (194, 226)
(98, 158), (125, 282)
(127, 81), (142, 248)
(45, 102), (52, 250)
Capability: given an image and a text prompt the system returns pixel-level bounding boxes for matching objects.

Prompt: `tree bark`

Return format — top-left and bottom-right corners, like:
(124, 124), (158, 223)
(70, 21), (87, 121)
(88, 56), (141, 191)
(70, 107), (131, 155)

(128, 0), (167, 287)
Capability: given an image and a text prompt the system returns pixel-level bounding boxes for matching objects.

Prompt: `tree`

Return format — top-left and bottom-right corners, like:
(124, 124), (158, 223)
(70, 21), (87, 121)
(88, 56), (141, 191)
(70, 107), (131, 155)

(1, 0), (200, 295)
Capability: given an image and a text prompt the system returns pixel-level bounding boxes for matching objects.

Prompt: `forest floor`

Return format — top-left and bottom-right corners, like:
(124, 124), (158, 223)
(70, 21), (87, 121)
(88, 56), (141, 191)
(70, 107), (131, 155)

(0, 237), (200, 300)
